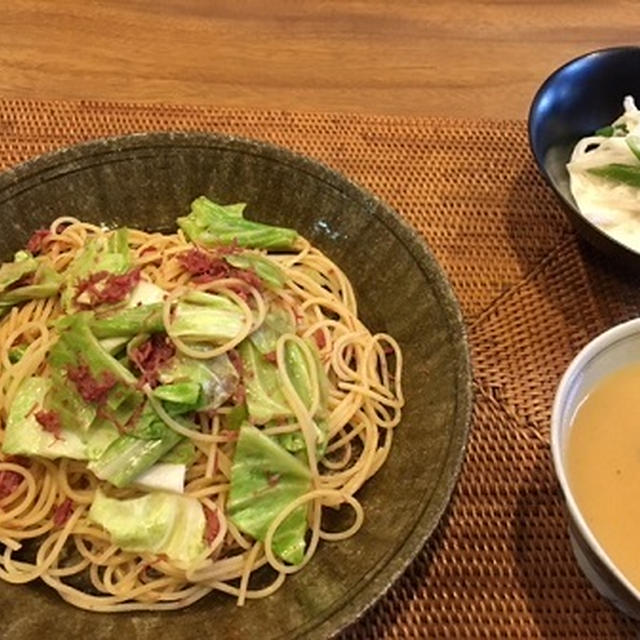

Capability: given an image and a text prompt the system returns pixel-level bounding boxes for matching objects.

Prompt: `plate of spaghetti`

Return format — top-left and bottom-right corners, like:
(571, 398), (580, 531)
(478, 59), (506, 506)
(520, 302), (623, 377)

(0, 133), (470, 640)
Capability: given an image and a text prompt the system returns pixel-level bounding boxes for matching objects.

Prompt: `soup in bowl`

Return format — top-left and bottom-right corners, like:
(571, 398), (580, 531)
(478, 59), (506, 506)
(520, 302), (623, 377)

(551, 317), (640, 618)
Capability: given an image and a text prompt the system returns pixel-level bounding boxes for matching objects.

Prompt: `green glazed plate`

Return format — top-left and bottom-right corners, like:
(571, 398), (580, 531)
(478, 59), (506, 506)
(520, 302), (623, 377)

(0, 133), (471, 640)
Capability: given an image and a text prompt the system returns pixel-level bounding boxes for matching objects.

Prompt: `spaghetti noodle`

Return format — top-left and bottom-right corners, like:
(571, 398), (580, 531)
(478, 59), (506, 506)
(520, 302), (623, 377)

(0, 199), (404, 611)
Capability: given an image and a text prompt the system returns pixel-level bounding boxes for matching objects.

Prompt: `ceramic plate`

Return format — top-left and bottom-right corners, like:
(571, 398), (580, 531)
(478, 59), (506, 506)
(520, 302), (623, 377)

(0, 133), (471, 640)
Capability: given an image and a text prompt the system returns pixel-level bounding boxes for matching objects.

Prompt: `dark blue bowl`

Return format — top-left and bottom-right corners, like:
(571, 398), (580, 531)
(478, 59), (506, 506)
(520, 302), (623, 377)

(528, 46), (640, 265)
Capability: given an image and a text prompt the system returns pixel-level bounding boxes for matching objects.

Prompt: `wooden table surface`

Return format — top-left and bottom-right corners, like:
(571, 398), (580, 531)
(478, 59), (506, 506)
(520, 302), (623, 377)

(0, 0), (637, 120)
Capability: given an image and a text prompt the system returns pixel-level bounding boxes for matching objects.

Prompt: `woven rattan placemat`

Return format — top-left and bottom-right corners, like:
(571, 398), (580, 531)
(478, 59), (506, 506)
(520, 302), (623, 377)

(0, 99), (638, 638)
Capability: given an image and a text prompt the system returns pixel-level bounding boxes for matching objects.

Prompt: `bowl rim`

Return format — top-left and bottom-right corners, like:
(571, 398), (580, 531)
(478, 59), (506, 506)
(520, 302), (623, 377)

(551, 316), (640, 600)
(527, 45), (640, 260)
(0, 130), (473, 639)
(528, 44), (640, 167)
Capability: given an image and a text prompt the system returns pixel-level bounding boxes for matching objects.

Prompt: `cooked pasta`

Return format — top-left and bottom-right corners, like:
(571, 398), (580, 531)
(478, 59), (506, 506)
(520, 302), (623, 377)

(567, 95), (640, 251)
(0, 196), (404, 611)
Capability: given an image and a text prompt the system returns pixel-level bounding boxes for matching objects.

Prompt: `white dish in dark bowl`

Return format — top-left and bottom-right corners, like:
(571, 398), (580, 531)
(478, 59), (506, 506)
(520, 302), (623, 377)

(529, 46), (640, 266)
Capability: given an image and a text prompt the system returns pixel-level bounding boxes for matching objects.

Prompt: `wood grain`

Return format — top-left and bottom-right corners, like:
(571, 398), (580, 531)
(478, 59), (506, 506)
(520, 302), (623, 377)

(0, 0), (638, 119)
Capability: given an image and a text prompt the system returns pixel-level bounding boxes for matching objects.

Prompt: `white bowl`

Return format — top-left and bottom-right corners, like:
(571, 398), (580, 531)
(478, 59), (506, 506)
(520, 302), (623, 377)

(551, 317), (640, 618)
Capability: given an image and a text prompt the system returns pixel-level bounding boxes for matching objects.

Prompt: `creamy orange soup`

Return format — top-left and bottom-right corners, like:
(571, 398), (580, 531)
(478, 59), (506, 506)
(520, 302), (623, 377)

(568, 361), (640, 590)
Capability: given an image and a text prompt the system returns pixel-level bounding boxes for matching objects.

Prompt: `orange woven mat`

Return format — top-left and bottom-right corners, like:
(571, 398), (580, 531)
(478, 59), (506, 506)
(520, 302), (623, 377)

(0, 99), (638, 638)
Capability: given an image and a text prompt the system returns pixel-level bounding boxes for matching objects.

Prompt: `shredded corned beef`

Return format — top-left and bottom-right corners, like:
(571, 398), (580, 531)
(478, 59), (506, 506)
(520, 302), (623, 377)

(67, 363), (117, 404)
(178, 249), (227, 279)
(314, 329), (327, 350)
(74, 267), (141, 308)
(231, 269), (262, 291)
(228, 348), (244, 378)
(75, 271), (106, 296)
(178, 248), (262, 292)
(263, 351), (277, 364)
(53, 498), (74, 528)
(232, 383), (246, 405)
(0, 470), (22, 499)
(228, 286), (251, 303)
(227, 349), (247, 404)
(99, 268), (141, 303)
(35, 410), (63, 440)
(130, 334), (175, 387)
(26, 228), (51, 255)
(204, 507), (220, 545)
(267, 472), (281, 488)
(178, 249), (233, 284)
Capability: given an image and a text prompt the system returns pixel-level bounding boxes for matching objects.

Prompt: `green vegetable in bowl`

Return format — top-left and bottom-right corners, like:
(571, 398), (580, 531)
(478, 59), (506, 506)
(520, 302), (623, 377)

(228, 425), (311, 565)
(178, 196), (298, 250)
